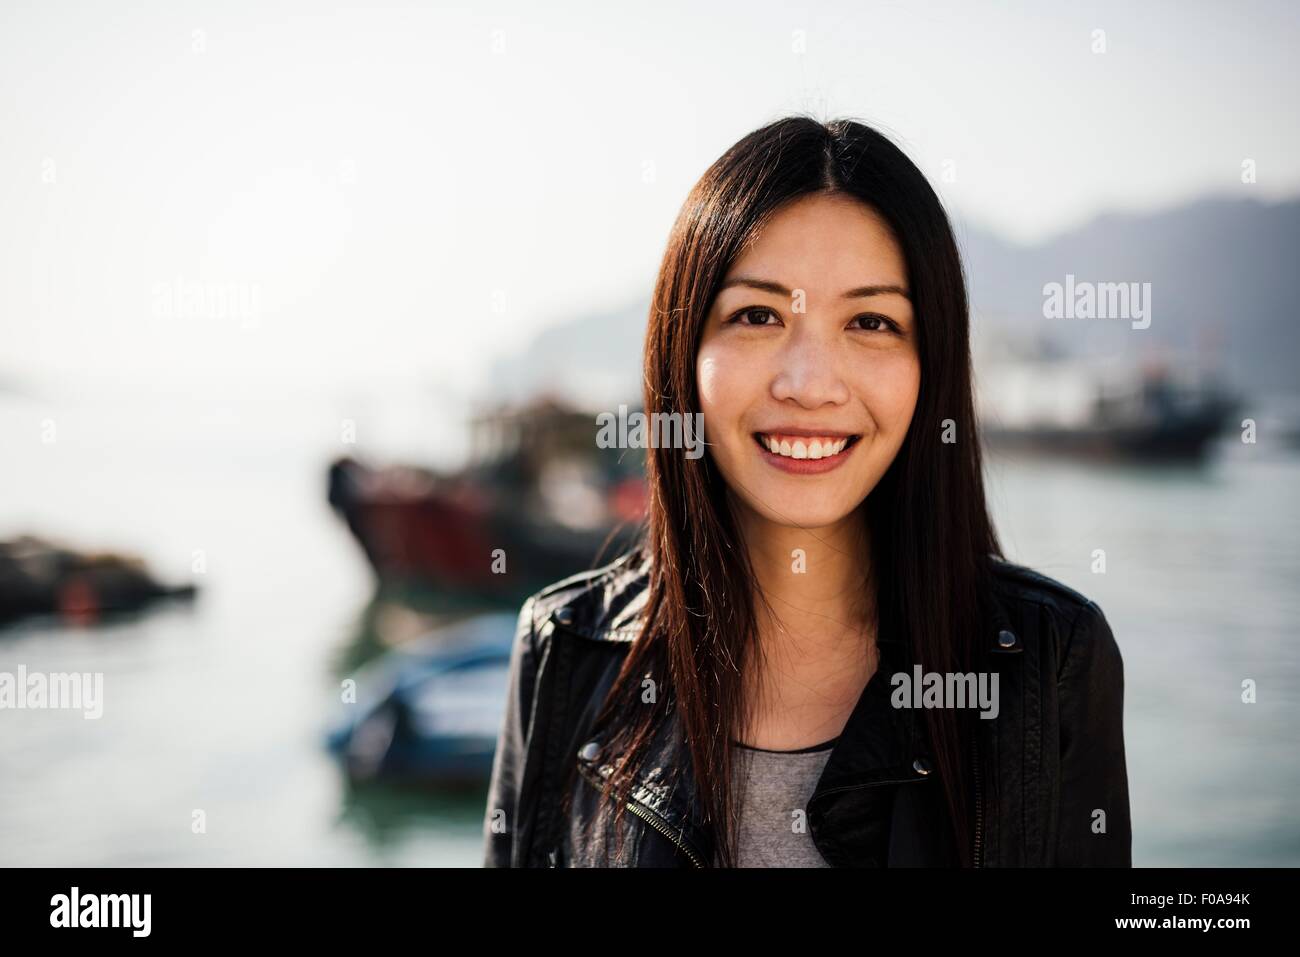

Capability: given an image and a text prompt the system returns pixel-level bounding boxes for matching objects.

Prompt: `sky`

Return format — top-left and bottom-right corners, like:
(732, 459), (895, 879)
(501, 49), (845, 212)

(2, 0), (1297, 398)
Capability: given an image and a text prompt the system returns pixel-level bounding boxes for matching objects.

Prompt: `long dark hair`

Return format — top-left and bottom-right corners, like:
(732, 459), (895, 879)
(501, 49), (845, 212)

(586, 115), (1003, 867)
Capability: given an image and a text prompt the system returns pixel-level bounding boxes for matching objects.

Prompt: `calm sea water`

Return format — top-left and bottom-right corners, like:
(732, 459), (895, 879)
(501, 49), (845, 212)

(1, 390), (1297, 866)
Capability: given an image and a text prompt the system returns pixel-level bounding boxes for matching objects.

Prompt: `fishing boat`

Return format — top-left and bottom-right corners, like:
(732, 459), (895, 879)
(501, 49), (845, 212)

(977, 354), (1241, 461)
(0, 534), (197, 628)
(324, 612), (516, 786)
(327, 397), (647, 607)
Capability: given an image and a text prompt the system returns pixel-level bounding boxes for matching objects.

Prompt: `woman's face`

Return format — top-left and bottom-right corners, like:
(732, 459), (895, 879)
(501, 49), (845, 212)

(695, 192), (920, 531)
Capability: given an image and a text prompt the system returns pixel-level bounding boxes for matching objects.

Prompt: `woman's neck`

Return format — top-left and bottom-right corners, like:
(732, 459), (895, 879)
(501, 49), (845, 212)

(732, 502), (878, 746)
(736, 503), (875, 643)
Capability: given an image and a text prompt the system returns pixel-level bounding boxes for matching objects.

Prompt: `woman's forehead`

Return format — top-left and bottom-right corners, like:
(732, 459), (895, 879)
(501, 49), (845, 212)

(723, 195), (907, 293)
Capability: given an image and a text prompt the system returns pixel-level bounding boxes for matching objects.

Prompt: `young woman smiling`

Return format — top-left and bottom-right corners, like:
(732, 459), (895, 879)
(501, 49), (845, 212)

(482, 116), (1131, 868)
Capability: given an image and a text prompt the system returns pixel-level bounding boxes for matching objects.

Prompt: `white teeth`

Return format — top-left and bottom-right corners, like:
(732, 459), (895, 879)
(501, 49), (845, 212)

(761, 434), (852, 459)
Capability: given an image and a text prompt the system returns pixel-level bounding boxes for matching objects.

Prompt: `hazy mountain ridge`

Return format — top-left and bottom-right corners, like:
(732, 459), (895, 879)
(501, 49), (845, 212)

(491, 195), (1300, 405)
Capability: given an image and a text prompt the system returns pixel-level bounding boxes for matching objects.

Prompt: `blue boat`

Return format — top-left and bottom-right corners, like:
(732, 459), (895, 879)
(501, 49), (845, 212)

(325, 612), (516, 786)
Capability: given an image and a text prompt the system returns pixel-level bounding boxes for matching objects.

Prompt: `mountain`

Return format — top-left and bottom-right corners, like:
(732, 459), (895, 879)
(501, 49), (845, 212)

(488, 298), (650, 408)
(961, 195), (1299, 394)
(490, 195), (1300, 405)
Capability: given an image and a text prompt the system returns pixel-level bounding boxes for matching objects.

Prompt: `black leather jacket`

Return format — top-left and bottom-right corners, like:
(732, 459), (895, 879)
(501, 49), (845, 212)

(481, 547), (1131, 867)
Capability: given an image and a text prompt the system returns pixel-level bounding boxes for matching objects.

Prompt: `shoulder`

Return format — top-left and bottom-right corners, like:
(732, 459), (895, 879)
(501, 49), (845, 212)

(989, 556), (1097, 622)
(516, 544), (652, 648)
(987, 556), (1122, 677)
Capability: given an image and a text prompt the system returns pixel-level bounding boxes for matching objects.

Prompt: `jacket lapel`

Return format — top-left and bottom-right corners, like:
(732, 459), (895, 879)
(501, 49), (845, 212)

(576, 702), (717, 866)
(578, 633), (922, 867)
(566, 555), (1021, 867)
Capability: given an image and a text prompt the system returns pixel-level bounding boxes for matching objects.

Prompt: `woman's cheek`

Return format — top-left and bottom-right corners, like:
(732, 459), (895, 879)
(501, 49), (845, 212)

(697, 348), (748, 429)
(861, 358), (920, 437)
(697, 353), (723, 408)
(697, 347), (751, 471)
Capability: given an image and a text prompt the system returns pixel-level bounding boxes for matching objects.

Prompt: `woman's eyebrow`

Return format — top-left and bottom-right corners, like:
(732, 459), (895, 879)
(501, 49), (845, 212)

(716, 276), (790, 296)
(843, 283), (910, 300)
(717, 276), (910, 300)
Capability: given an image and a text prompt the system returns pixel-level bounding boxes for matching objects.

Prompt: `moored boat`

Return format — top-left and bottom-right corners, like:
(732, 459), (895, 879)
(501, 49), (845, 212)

(327, 398), (646, 606)
(977, 356), (1240, 461)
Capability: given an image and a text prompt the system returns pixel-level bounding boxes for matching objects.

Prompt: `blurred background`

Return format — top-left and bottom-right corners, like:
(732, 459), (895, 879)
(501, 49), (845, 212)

(2, 0), (1297, 866)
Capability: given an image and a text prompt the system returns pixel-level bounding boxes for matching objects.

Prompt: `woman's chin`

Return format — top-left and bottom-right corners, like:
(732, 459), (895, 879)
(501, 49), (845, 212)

(736, 487), (865, 531)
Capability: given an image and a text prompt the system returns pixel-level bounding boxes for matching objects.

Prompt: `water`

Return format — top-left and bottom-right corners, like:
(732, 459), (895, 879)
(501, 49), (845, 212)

(0, 387), (487, 866)
(2, 391), (1297, 865)
(985, 441), (1300, 866)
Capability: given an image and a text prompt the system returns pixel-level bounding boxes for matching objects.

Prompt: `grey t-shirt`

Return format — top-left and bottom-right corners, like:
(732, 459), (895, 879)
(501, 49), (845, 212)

(720, 736), (839, 867)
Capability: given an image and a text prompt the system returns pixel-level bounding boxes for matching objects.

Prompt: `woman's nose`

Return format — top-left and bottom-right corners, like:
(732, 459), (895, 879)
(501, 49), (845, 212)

(769, 328), (851, 408)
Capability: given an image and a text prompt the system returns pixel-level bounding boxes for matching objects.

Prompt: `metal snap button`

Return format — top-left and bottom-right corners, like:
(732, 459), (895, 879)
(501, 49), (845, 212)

(997, 629), (1018, 650)
(912, 758), (931, 776)
(578, 741), (600, 762)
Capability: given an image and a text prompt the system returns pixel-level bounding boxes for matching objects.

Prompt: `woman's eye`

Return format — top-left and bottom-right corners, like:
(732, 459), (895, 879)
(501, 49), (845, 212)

(851, 314), (897, 333)
(728, 307), (781, 326)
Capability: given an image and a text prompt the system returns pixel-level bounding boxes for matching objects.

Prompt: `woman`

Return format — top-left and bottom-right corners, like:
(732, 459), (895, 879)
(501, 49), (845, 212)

(482, 116), (1131, 868)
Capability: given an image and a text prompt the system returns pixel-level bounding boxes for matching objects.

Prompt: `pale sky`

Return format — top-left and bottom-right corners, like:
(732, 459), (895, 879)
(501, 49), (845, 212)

(2, 0), (1296, 397)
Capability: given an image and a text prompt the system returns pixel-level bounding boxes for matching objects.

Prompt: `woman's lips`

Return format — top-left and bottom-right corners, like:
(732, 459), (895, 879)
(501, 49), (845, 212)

(752, 432), (860, 475)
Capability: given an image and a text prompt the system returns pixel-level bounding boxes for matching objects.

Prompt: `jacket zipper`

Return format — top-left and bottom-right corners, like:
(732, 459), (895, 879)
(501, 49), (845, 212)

(971, 732), (984, 868)
(549, 621), (707, 869)
(578, 763), (707, 868)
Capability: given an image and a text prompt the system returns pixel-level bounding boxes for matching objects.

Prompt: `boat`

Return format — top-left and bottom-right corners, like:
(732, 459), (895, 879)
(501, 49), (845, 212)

(327, 397), (647, 606)
(0, 534), (197, 628)
(324, 612), (517, 786)
(977, 353), (1241, 461)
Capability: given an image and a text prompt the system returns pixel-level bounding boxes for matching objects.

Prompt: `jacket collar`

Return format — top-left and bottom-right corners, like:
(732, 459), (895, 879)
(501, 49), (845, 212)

(562, 548), (1021, 865)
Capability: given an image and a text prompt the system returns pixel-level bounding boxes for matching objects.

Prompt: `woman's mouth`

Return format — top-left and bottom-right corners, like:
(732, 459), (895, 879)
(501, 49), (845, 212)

(752, 432), (861, 474)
